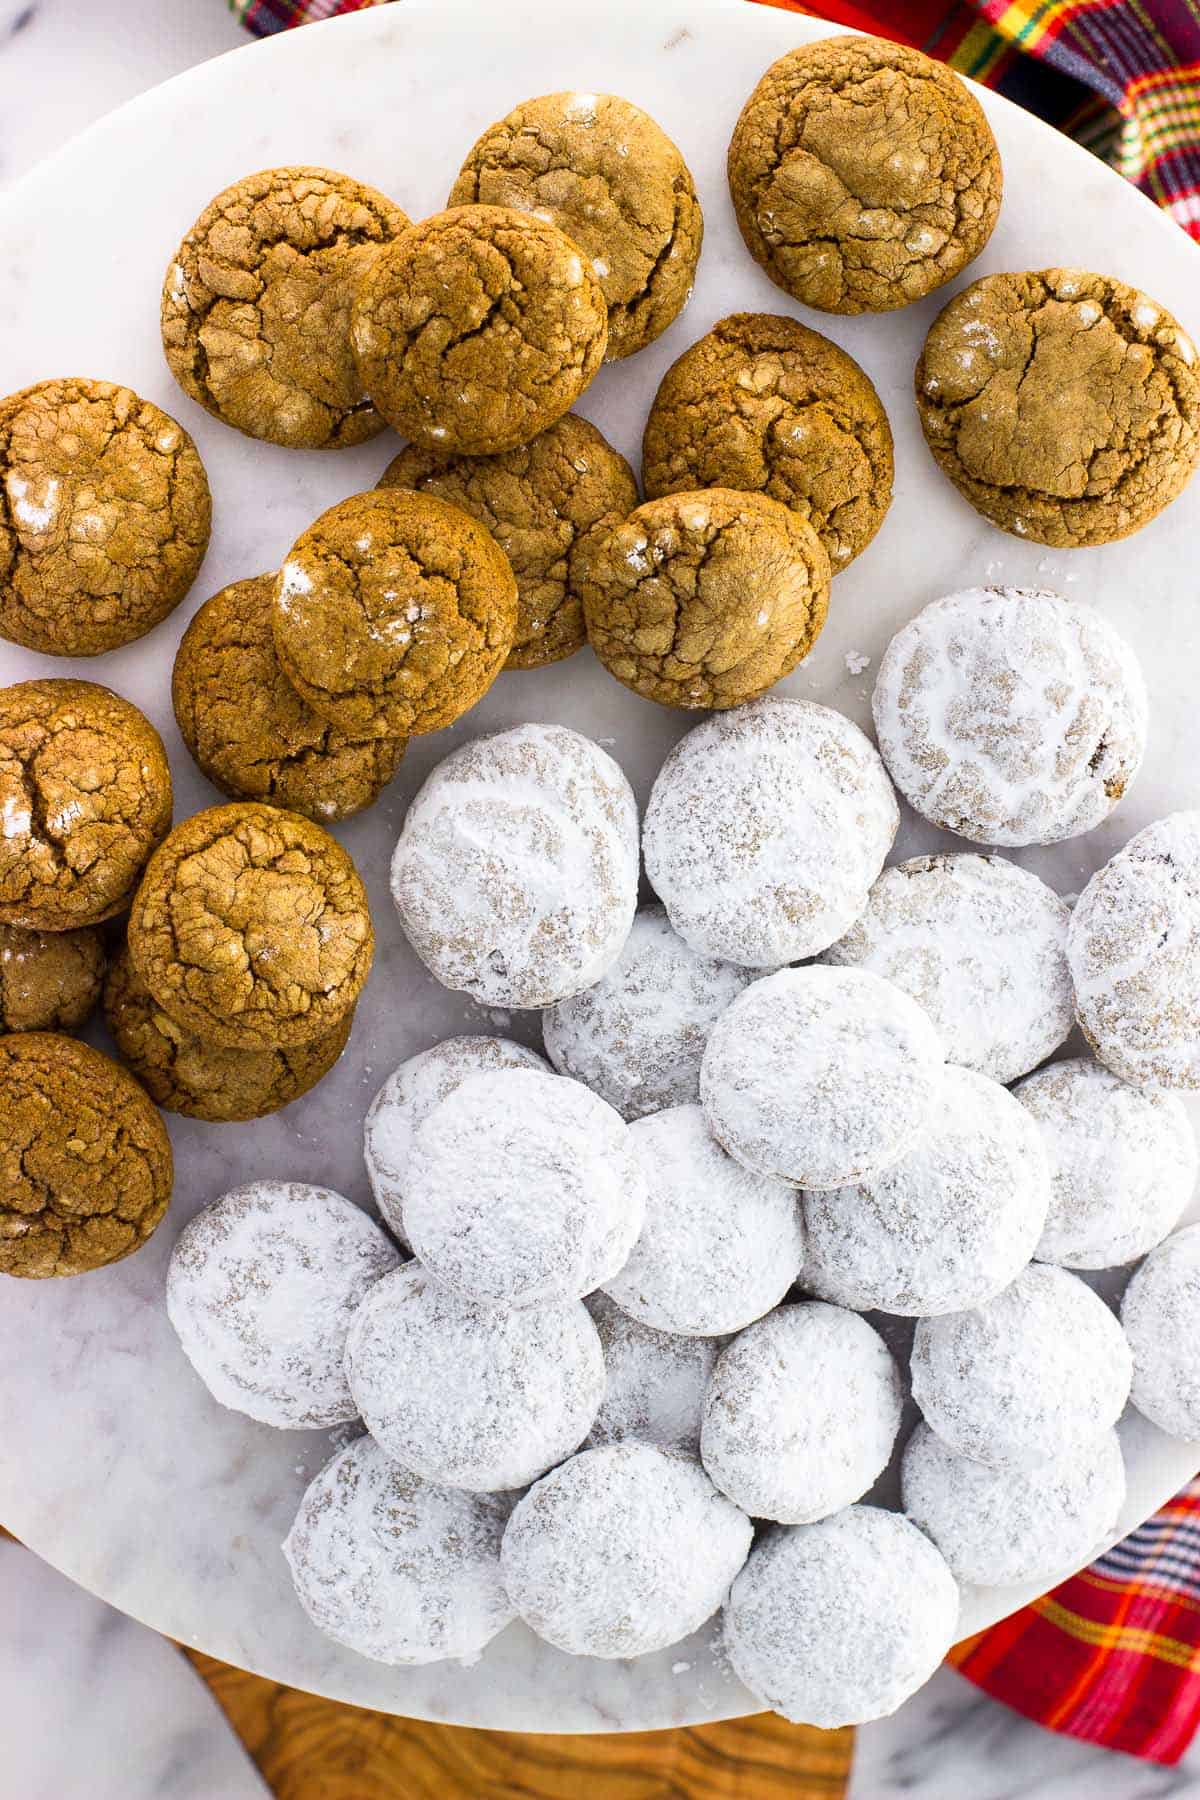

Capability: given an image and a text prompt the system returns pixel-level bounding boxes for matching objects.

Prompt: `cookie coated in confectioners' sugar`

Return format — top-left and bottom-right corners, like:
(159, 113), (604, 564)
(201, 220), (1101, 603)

(499, 1442), (752, 1660)
(284, 1435), (515, 1667)
(0, 922), (104, 1034)
(803, 1066), (1050, 1317)
(872, 587), (1148, 847)
(642, 697), (898, 969)
(821, 854), (1073, 1086)
(584, 1292), (727, 1456)
(1122, 1225), (1200, 1440)
(391, 723), (639, 1009)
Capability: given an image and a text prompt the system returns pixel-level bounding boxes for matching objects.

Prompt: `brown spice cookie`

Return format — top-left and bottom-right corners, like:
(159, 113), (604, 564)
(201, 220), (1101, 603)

(642, 313), (893, 568)
(127, 802), (373, 1051)
(0, 1032), (172, 1278)
(916, 269), (1200, 547)
(0, 680), (172, 932)
(727, 37), (1001, 315)
(0, 378), (211, 655)
(380, 415), (638, 670)
(580, 488), (831, 710)
(272, 488), (517, 739)
(162, 166), (411, 449)
(448, 91), (702, 361)
(0, 923), (105, 1033)
(173, 573), (405, 820)
(351, 204), (608, 454)
(103, 945), (351, 1122)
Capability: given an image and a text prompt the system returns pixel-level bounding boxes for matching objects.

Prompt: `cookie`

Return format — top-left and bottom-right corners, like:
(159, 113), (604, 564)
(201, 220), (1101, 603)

(916, 269), (1200, 545)
(1122, 1225), (1200, 1440)
(0, 923), (105, 1034)
(727, 36), (1001, 315)
(351, 204), (608, 454)
(162, 165), (411, 449)
(0, 378), (210, 655)
(272, 488), (516, 741)
(0, 680), (172, 931)
(448, 91), (702, 361)
(127, 801), (373, 1051)
(173, 573), (405, 821)
(642, 313), (893, 568)
(379, 414), (637, 669)
(581, 488), (830, 710)
(0, 1032), (172, 1278)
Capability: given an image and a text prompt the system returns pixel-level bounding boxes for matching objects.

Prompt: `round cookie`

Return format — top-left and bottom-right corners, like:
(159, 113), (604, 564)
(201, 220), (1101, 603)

(380, 415), (637, 669)
(802, 1066), (1050, 1317)
(284, 1436), (516, 1667)
(542, 905), (753, 1121)
(911, 1264), (1133, 1470)
(1014, 1058), (1197, 1269)
(449, 91), (702, 361)
(173, 574), (405, 822)
(821, 853), (1073, 1085)
(727, 37), (1001, 315)
(584, 1291), (727, 1456)
(166, 1181), (400, 1428)
(351, 204), (608, 454)
(162, 165), (411, 449)
(1122, 1225), (1200, 1439)
(0, 923), (105, 1033)
(391, 723), (638, 1008)
(580, 488), (831, 710)
(701, 967), (944, 1189)
(127, 802), (373, 1052)
(0, 1032), (172, 1278)
(103, 946), (352, 1123)
(344, 1262), (604, 1491)
(272, 488), (517, 742)
(916, 269), (1200, 546)
(701, 1304), (903, 1524)
(0, 378), (211, 655)
(1069, 812), (1200, 1089)
(500, 1443), (752, 1659)
(873, 588), (1147, 847)
(0, 680), (172, 931)
(724, 1507), (960, 1728)
(643, 696), (898, 968)
(642, 313), (893, 568)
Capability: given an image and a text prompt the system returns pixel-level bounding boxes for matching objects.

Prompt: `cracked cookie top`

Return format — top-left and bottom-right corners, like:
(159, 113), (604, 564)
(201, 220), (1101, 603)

(0, 1031), (172, 1279)
(642, 313), (893, 568)
(580, 487), (831, 711)
(127, 801), (373, 1051)
(351, 204), (608, 455)
(916, 268), (1200, 546)
(448, 91), (702, 361)
(727, 36), (1001, 315)
(0, 679), (172, 931)
(173, 573), (405, 821)
(161, 165), (411, 449)
(380, 414), (637, 670)
(0, 378), (211, 655)
(0, 922), (105, 1035)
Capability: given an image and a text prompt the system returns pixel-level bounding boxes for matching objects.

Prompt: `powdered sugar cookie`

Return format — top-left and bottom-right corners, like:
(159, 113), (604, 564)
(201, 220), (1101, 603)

(1122, 1225), (1200, 1439)
(584, 1292), (726, 1455)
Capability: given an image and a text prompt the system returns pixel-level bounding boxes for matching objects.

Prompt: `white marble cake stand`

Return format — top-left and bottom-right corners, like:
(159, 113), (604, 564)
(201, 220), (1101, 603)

(0, 0), (1198, 1735)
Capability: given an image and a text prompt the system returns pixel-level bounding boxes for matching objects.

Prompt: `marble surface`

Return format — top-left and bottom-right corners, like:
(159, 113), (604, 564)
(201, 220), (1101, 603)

(1, 0), (1200, 1737)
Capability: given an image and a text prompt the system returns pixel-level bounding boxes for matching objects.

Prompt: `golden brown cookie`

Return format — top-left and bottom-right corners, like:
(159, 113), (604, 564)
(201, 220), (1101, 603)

(0, 379), (211, 655)
(272, 488), (517, 739)
(127, 802), (373, 1051)
(642, 313), (893, 569)
(727, 37), (1001, 314)
(380, 416), (638, 670)
(0, 1032), (172, 1278)
(448, 92), (702, 361)
(0, 923), (105, 1033)
(0, 680), (172, 932)
(173, 573), (405, 821)
(580, 488), (831, 710)
(916, 268), (1200, 547)
(351, 204), (608, 454)
(162, 166), (411, 449)
(103, 945), (351, 1122)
